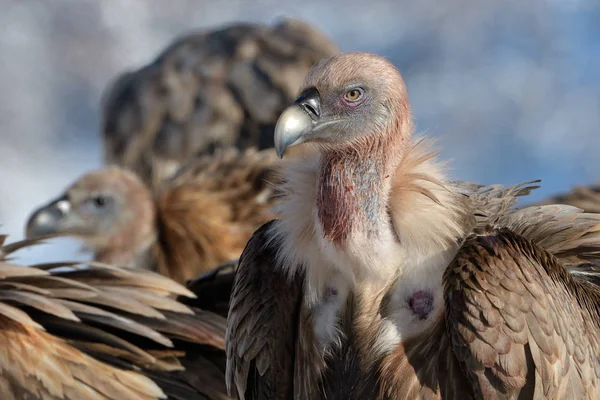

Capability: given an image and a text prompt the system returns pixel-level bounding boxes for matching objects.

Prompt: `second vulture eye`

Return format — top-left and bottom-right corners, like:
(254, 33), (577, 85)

(343, 88), (364, 103)
(90, 195), (112, 209)
(81, 194), (113, 216)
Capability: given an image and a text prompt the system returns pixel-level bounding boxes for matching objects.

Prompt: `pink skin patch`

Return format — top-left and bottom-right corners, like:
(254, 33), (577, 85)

(325, 286), (338, 298)
(408, 290), (434, 320)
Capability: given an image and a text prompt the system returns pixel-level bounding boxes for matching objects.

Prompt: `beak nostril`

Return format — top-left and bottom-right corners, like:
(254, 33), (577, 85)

(294, 87), (321, 119)
(304, 104), (318, 118)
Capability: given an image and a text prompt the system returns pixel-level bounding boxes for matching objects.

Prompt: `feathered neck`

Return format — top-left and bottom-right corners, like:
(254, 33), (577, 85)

(90, 203), (157, 268)
(93, 233), (156, 267)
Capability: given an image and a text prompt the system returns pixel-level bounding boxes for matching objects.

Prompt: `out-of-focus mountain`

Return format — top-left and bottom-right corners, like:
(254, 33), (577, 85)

(1, 0), (599, 264)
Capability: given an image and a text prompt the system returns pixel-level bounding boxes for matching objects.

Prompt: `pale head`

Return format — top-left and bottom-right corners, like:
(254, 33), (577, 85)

(26, 166), (156, 264)
(274, 52), (413, 157)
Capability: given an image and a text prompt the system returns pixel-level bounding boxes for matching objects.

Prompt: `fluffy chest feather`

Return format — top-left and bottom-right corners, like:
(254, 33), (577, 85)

(300, 246), (457, 399)
(307, 243), (458, 355)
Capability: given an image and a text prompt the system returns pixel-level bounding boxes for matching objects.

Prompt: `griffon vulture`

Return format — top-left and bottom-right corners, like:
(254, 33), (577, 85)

(26, 148), (280, 283)
(226, 52), (600, 399)
(0, 234), (232, 400)
(102, 18), (338, 186)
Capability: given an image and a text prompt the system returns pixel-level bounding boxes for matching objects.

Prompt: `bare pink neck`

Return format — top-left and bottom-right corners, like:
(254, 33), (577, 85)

(316, 135), (402, 243)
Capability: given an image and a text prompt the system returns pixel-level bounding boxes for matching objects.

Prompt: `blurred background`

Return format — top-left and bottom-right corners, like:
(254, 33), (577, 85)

(1, 0), (599, 264)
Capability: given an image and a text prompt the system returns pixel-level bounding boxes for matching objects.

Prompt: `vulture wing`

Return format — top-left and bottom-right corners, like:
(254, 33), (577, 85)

(102, 18), (338, 187)
(445, 228), (600, 399)
(454, 180), (541, 228)
(225, 221), (303, 400)
(383, 205), (600, 399)
(155, 147), (282, 283)
(0, 235), (230, 400)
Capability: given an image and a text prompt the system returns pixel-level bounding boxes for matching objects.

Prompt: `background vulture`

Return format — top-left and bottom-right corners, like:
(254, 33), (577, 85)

(536, 184), (600, 214)
(26, 147), (281, 284)
(102, 17), (338, 187)
(226, 52), (600, 399)
(0, 234), (232, 400)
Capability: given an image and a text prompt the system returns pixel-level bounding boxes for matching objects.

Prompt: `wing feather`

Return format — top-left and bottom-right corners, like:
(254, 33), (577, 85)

(445, 229), (600, 399)
(0, 236), (231, 399)
(226, 220), (303, 400)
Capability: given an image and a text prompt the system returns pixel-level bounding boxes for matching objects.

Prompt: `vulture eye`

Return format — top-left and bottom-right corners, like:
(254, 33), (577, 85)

(342, 88), (364, 105)
(82, 194), (114, 215)
(94, 196), (107, 207)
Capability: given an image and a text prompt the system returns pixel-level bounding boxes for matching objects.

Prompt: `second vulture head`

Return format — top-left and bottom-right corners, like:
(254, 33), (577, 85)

(25, 167), (156, 265)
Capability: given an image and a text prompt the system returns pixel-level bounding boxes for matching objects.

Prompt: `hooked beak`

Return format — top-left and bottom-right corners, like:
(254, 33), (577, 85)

(25, 196), (71, 239)
(274, 88), (321, 158)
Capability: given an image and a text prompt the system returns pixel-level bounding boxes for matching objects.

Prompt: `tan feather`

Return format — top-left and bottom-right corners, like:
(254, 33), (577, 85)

(0, 235), (233, 399)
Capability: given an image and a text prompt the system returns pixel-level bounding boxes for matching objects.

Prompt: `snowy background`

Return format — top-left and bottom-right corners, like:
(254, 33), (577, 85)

(1, 0), (599, 264)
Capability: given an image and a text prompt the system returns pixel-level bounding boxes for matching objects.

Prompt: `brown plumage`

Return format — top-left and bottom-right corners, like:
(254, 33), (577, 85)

(26, 147), (281, 283)
(537, 183), (600, 213)
(226, 52), (600, 399)
(102, 18), (339, 187)
(0, 234), (232, 400)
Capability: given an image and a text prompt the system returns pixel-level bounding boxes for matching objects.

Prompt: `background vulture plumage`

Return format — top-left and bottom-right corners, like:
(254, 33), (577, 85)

(26, 148), (281, 284)
(101, 18), (338, 187)
(536, 184), (600, 214)
(226, 52), (600, 399)
(0, 234), (232, 400)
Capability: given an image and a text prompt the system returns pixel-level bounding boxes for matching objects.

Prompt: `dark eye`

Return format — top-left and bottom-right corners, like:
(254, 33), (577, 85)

(85, 195), (113, 211)
(344, 88), (363, 102)
(93, 196), (107, 207)
(81, 194), (114, 216)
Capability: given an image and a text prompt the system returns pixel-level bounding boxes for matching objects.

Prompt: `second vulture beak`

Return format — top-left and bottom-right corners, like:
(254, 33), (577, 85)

(25, 196), (70, 239)
(274, 87), (321, 158)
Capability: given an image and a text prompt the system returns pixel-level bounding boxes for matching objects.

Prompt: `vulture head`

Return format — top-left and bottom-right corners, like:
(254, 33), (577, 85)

(26, 167), (156, 266)
(275, 52), (412, 158)
(270, 52), (456, 291)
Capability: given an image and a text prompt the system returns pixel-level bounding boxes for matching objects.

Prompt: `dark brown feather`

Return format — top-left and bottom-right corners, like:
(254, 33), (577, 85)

(226, 220), (303, 400)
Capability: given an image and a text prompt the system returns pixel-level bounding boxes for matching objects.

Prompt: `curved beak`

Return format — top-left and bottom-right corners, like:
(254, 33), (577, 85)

(274, 88), (321, 158)
(25, 196), (71, 239)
